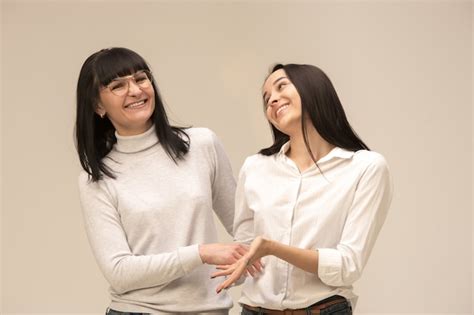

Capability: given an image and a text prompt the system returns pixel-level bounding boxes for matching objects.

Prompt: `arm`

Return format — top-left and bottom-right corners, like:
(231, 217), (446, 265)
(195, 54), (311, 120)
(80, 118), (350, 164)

(263, 238), (318, 273)
(317, 155), (393, 286)
(79, 174), (202, 294)
(205, 136), (261, 270)
(214, 236), (317, 293)
(232, 158), (255, 244)
(211, 159), (264, 289)
(214, 155), (393, 291)
(79, 173), (245, 294)
(208, 131), (236, 236)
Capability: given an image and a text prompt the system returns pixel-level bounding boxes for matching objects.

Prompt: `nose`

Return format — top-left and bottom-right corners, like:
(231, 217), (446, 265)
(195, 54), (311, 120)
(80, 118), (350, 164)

(127, 80), (142, 96)
(267, 92), (280, 107)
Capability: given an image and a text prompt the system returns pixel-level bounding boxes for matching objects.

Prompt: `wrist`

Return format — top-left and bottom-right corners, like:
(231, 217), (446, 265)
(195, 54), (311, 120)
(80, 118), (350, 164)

(198, 244), (207, 264)
(263, 238), (275, 256)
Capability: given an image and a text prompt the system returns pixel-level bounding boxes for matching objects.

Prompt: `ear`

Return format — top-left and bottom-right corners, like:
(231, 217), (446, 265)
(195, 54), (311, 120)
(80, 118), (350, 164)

(95, 103), (106, 118)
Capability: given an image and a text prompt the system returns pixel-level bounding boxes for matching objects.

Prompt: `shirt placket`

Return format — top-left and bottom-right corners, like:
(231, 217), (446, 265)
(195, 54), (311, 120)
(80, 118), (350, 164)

(279, 174), (303, 308)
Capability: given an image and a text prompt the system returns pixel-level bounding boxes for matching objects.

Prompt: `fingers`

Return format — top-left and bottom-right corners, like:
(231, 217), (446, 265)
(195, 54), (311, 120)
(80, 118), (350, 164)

(216, 261), (247, 293)
(232, 251), (242, 261)
(235, 243), (249, 256)
(216, 269), (243, 293)
(231, 243), (249, 262)
(245, 260), (263, 278)
(246, 264), (257, 277)
(215, 275), (235, 293)
(211, 267), (234, 278)
(204, 242), (265, 267)
(251, 259), (264, 272)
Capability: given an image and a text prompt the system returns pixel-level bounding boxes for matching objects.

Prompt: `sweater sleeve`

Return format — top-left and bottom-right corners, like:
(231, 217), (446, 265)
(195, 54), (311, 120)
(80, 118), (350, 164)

(208, 131), (236, 236)
(78, 173), (203, 294)
(317, 154), (393, 287)
(233, 158), (255, 244)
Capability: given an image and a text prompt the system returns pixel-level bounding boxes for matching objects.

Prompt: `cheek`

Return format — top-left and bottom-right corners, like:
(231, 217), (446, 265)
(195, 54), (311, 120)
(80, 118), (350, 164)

(98, 95), (116, 112)
(265, 106), (272, 121)
(149, 96), (156, 113)
(293, 94), (302, 110)
(147, 89), (156, 105)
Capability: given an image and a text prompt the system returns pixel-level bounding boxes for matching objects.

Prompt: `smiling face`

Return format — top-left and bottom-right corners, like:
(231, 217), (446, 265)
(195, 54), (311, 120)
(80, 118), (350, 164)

(262, 69), (303, 136)
(96, 70), (155, 136)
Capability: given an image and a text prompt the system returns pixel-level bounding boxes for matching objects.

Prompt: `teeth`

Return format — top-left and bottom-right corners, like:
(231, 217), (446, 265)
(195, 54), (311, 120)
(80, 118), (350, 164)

(276, 104), (289, 116)
(126, 100), (146, 108)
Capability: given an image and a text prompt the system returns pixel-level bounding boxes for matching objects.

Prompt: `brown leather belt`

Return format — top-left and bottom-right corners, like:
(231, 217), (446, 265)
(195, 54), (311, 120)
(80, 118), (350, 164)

(243, 297), (347, 315)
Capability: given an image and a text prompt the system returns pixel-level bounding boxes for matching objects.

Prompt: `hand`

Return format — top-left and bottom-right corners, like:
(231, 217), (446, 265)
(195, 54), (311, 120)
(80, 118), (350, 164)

(199, 243), (249, 266)
(212, 236), (270, 293)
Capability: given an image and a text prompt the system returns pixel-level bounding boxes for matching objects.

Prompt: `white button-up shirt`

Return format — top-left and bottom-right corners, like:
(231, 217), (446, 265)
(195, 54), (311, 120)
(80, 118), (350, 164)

(233, 143), (393, 310)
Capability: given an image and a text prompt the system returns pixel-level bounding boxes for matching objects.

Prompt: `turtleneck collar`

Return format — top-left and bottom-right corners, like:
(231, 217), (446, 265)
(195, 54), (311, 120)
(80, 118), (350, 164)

(114, 125), (159, 153)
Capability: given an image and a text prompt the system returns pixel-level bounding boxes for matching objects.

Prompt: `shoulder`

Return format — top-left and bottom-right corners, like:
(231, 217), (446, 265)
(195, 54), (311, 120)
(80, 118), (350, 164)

(78, 170), (92, 189)
(184, 127), (230, 164)
(77, 169), (110, 194)
(186, 127), (217, 146)
(352, 150), (391, 179)
(353, 150), (388, 168)
(239, 153), (273, 174)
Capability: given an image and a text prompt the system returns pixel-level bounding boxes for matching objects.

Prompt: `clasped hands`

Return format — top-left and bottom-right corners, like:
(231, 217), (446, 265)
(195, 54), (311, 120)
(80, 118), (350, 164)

(207, 236), (270, 293)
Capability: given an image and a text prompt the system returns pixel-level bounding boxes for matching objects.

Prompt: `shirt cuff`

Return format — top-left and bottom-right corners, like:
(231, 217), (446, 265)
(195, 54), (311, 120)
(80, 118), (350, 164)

(177, 244), (203, 275)
(318, 248), (342, 285)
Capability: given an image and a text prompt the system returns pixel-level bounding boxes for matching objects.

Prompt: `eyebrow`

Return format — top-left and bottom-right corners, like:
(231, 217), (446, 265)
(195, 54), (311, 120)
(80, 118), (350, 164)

(112, 71), (146, 81)
(263, 76), (287, 102)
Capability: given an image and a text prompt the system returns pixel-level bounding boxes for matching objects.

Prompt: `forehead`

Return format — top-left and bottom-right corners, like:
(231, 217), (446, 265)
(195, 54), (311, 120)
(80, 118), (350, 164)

(263, 69), (287, 91)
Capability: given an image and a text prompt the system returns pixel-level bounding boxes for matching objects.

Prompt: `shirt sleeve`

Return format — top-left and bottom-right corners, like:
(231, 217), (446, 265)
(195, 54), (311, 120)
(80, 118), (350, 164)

(233, 158), (255, 244)
(78, 173), (203, 294)
(208, 131), (236, 236)
(317, 154), (393, 287)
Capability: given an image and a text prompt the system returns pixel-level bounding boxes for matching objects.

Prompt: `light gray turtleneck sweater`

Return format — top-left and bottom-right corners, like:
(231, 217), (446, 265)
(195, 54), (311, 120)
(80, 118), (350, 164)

(78, 125), (236, 313)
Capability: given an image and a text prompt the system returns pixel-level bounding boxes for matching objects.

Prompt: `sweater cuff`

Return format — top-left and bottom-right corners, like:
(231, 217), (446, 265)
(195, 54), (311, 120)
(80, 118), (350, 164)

(177, 244), (203, 275)
(318, 248), (342, 285)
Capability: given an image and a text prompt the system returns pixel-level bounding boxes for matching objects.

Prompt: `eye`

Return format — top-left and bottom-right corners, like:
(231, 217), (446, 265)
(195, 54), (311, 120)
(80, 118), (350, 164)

(263, 95), (271, 108)
(109, 81), (126, 91)
(277, 82), (287, 90)
(135, 73), (148, 84)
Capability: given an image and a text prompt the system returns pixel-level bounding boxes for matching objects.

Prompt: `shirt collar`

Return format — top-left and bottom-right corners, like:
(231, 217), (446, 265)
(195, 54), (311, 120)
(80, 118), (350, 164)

(278, 141), (354, 163)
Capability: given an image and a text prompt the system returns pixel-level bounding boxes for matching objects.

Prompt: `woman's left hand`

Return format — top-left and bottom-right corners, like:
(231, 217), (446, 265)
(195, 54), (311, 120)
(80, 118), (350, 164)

(212, 236), (270, 293)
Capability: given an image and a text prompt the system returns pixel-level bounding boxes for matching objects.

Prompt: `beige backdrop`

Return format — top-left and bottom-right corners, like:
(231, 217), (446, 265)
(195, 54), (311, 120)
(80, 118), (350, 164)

(1, 1), (473, 314)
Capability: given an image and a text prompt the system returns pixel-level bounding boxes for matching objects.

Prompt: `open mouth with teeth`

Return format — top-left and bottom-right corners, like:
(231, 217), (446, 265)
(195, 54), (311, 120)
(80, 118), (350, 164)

(125, 99), (148, 109)
(276, 104), (289, 117)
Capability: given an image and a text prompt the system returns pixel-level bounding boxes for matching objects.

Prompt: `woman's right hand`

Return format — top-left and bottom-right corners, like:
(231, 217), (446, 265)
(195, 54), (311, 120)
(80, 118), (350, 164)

(199, 243), (249, 265)
(211, 236), (269, 293)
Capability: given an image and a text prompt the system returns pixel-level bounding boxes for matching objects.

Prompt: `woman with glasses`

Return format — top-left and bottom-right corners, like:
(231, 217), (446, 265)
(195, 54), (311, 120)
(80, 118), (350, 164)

(212, 64), (393, 314)
(75, 47), (246, 315)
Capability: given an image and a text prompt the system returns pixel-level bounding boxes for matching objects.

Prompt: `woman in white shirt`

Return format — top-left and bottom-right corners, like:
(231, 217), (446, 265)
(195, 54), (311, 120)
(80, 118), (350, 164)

(213, 64), (393, 315)
(75, 47), (249, 315)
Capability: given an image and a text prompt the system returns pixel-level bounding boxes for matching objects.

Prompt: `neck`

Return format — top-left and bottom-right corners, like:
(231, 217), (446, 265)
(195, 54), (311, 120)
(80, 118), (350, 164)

(286, 123), (335, 172)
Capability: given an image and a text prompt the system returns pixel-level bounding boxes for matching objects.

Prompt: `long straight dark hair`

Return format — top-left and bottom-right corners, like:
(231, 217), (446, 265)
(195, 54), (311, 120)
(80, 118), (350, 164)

(259, 64), (369, 159)
(75, 47), (189, 182)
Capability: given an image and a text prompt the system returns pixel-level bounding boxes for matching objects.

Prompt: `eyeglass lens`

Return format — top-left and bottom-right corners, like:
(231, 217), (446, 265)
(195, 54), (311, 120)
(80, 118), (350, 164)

(108, 71), (151, 96)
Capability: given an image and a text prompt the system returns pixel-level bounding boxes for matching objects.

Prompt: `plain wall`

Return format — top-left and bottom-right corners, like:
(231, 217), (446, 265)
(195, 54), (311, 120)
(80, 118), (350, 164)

(0, 0), (3, 312)
(1, 1), (472, 314)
